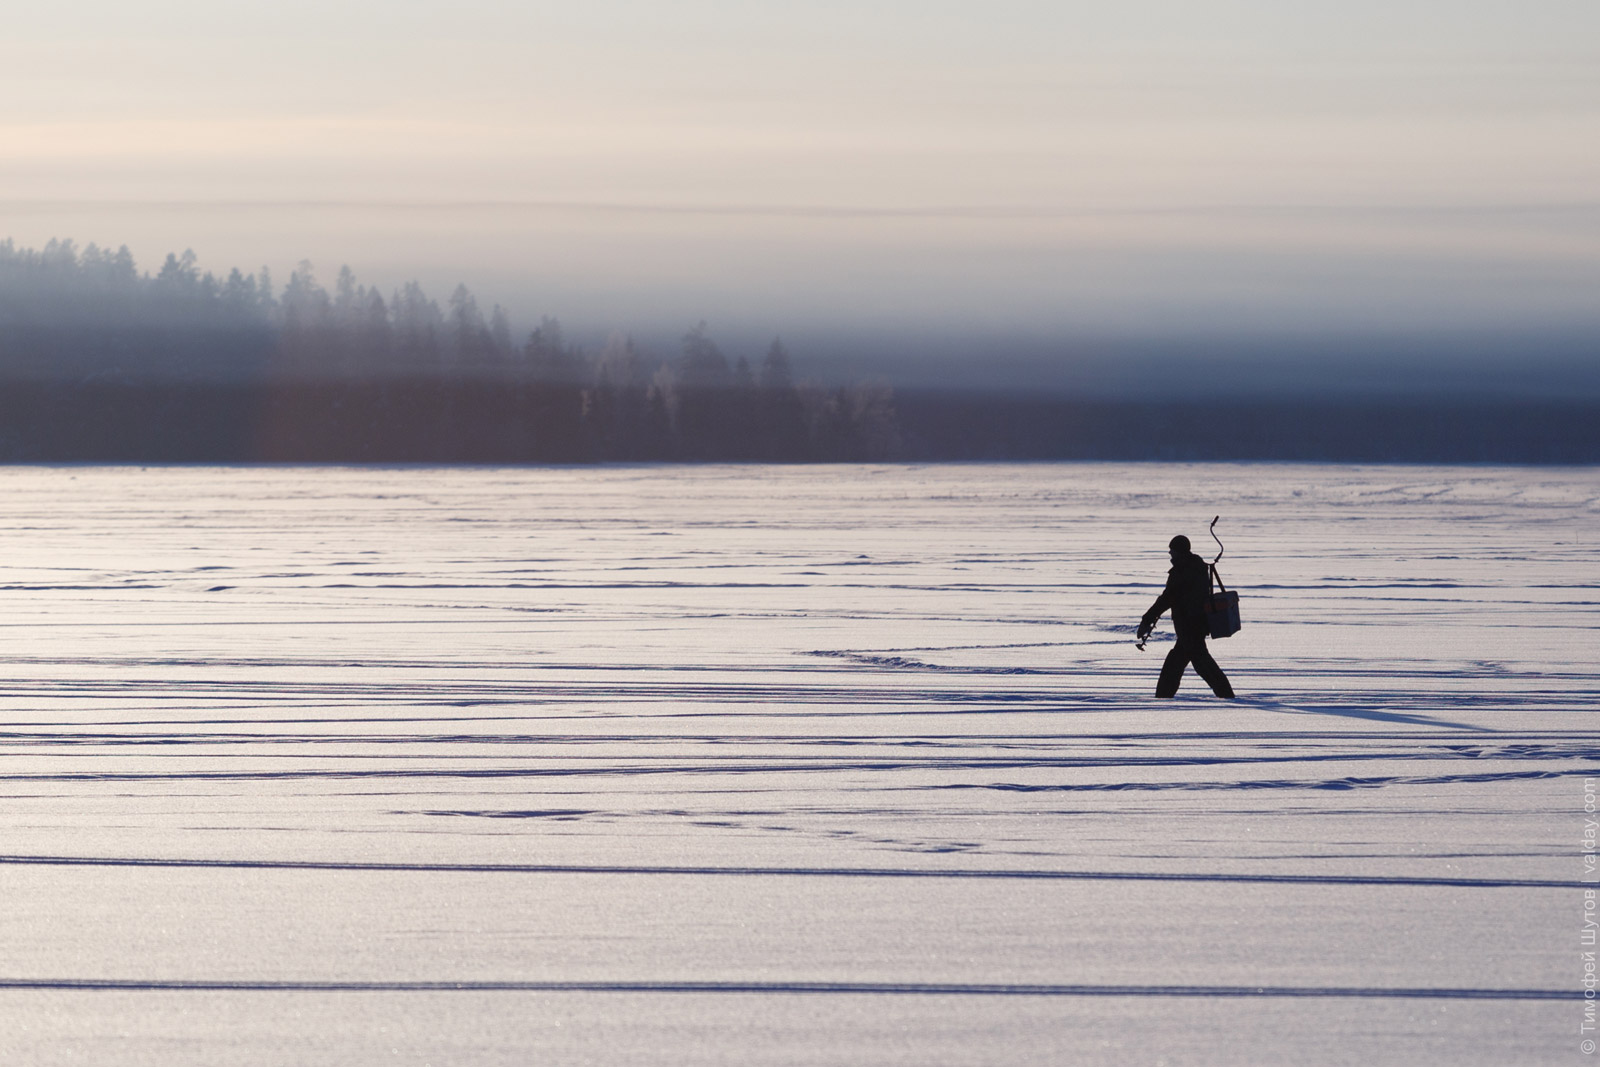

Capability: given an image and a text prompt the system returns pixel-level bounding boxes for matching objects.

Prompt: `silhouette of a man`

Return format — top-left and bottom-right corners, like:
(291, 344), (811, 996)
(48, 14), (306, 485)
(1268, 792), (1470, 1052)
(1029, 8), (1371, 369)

(1136, 535), (1235, 699)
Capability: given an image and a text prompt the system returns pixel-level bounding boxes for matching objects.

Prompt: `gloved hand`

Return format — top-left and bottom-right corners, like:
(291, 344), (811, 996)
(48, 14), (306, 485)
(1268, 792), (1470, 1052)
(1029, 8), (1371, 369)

(1134, 617), (1154, 651)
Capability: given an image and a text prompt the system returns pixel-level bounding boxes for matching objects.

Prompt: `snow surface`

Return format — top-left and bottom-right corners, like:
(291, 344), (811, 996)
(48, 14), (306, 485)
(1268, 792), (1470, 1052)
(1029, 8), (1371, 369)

(0, 462), (1593, 1065)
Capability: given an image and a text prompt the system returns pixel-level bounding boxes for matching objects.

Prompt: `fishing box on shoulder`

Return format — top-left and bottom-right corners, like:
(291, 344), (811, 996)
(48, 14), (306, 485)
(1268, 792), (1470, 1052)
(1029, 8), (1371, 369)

(1205, 579), (1241, 639)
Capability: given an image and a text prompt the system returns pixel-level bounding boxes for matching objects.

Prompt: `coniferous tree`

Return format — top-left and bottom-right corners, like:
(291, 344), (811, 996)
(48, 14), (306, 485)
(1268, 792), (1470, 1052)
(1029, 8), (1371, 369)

(521, 317), (584, 458)
(675, 321), (733, 459)
(447, 283), (492, 366)
(759, 338), (806, 460)
(489, 305), (513, 362)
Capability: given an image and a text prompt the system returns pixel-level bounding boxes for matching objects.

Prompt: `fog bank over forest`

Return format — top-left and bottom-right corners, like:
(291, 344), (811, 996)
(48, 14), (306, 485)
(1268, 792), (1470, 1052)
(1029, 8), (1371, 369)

(0, 238), (900, 462)
(5, 235), (1594, 395)
(0, 237), (1594, 463)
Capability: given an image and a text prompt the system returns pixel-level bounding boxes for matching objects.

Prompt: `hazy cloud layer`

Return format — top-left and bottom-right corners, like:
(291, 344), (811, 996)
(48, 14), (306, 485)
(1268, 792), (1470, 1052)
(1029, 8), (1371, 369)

(1, 0), (1595, 385)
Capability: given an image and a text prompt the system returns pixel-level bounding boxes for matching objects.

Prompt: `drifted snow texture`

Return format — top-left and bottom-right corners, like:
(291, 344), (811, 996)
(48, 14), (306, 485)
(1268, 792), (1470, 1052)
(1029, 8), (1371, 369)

(0, 463), (1592, 1066)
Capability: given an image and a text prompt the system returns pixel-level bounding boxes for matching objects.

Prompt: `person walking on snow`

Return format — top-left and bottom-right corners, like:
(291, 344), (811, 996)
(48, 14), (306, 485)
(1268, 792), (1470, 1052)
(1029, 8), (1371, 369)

(1136, 535), (1235, 699)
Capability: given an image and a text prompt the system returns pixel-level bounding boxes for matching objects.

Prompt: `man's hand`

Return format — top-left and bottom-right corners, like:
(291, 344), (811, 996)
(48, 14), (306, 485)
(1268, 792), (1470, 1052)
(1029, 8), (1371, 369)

(1135, 616), (1154, 651)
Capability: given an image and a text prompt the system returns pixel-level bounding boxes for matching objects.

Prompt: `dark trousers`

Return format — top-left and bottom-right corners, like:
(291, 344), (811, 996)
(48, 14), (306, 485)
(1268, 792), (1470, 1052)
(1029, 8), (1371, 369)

(1157, 633), (1234, 698)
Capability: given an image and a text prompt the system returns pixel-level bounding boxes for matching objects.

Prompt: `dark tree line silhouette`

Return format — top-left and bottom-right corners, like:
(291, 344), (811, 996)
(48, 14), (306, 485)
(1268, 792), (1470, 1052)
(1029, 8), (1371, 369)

(0, 239), (902, 461)
(1, 238), (1594, 463)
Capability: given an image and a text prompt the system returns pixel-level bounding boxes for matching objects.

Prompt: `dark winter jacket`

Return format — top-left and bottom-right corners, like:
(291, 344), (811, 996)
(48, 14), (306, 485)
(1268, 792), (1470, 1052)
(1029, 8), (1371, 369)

(1143, 551), (1212, 638)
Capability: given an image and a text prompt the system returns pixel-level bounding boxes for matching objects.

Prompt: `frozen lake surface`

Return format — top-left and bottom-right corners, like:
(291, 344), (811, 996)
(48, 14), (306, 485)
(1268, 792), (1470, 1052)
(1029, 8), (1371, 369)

(0, 462), (1593, 1065)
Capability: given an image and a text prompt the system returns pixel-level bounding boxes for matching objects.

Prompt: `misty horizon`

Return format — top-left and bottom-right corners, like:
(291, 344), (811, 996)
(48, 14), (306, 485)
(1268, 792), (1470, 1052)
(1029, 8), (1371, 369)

(2, 233), (1594, 402)
(0, 235), (1591, 464)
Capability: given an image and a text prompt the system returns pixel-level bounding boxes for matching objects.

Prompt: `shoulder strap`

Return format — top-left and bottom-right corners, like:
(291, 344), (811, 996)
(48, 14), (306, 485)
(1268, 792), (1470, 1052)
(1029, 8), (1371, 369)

(1208, 516), (1227, 593)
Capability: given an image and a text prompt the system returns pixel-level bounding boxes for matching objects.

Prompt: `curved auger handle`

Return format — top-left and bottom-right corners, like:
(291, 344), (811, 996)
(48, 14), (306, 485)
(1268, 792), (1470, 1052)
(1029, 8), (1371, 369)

(1210, 515), (1224, 567)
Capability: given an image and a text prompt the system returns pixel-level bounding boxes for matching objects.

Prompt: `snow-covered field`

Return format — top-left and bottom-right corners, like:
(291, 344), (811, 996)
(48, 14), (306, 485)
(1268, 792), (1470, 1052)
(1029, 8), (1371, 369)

(0, 463), (1592, 1065)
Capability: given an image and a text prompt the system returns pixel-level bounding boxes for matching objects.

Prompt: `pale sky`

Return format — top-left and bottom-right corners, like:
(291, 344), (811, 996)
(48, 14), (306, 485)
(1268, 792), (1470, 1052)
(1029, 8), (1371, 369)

(2, 0), (1596, 381)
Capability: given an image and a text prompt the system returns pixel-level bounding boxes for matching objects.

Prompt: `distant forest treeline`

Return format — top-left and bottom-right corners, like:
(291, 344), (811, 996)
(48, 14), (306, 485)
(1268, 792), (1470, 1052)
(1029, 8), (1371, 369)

(0, 239), (902, 461)
(1, 238), (1596, 463)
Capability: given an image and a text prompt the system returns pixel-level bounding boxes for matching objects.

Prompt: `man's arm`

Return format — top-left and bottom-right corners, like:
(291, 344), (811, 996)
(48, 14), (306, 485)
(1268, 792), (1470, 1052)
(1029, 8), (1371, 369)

(1137, 589), (1172, 639)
